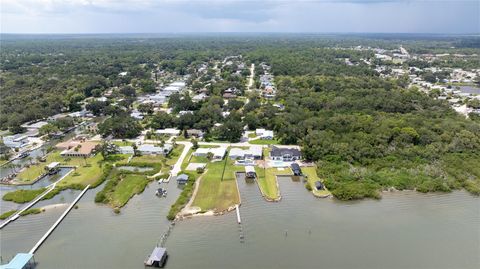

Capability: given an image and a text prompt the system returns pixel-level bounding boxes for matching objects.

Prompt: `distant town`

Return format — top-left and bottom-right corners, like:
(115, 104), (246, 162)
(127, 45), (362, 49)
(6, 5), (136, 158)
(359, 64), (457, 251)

(1, 34), (479, 269)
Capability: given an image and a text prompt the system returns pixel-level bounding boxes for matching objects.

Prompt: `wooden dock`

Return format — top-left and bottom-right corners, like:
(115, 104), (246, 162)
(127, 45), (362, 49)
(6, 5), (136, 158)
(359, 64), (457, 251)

(0, 169), (74, 229)
(29, 184), (90, 254)
(235, 204), (241, 224)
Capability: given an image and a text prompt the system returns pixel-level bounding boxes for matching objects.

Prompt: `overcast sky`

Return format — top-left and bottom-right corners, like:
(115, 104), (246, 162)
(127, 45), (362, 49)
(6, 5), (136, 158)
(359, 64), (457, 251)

(1, 0), (479, 34)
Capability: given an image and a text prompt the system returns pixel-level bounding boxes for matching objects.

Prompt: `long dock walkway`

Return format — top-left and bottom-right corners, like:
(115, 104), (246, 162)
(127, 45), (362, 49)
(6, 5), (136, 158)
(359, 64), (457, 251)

(0, 169), (74, 229)
(29, 184), (90, 254)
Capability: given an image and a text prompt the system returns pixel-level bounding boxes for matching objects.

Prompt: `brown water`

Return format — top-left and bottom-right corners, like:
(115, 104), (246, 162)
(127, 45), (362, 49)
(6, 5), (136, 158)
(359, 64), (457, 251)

(1, 174), (479, 269)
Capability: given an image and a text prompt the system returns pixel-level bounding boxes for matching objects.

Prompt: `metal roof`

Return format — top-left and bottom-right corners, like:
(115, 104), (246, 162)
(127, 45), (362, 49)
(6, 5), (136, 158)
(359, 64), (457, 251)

(0, 253), (33, 269)
(145, 247), (166, 266)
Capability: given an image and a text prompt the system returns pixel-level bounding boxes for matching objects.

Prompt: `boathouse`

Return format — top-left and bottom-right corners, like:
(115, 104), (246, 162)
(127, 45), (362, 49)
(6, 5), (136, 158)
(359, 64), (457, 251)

(245, 166), (256, 178)
(291, 163), (302, 176)
(144, 247), (168, 268)
(0, 253), (35, 269)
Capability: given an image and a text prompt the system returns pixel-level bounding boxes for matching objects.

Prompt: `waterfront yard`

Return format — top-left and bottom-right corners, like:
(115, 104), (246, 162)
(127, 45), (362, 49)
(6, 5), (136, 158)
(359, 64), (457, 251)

(15, 150), (110, 186)
(302, 166), (331, 197)
(2, 188), (47, 203)
(255, 167), (292, 201)
(192, 153), (242, 212)
(109, 174), (150, 208)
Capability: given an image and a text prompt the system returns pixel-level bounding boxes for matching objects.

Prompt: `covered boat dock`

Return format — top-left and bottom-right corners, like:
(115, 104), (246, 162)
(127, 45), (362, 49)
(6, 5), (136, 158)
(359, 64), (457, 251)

(0, 253), (35, 269)
(144, 247), (168, 268)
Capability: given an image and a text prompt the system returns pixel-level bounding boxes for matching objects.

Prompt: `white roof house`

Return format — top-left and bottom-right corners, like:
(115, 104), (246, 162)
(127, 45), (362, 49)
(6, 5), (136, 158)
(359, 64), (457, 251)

(261, 130), (274, 140)
(163, 86), (181, 92)
(22, 121), (49, 129)
(3, 134), (29, 148)
(229, 148), (245, 159)
(255, 129), (266, 136)
(229, 146), (262, 160)
(118, 146), (134, 154)
(138, 144), (173, 155)
(193, 147), (227, 160)
(170, 81), (186, 88)
(155, 128), (181, 136)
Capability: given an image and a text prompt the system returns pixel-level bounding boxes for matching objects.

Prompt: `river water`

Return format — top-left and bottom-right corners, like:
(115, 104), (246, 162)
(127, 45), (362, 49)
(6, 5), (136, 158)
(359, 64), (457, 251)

(1, 173), (479, 269)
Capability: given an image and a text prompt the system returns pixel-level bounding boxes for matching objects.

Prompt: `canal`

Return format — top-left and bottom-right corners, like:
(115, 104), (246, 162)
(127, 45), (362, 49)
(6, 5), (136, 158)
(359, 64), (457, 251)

(1, 174), (479, 268)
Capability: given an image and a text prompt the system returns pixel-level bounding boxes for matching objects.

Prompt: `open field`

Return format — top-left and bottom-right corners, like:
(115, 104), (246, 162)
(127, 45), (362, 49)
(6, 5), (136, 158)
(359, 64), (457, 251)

(191, 154), (242, 212)
(302, 166), (331, 197)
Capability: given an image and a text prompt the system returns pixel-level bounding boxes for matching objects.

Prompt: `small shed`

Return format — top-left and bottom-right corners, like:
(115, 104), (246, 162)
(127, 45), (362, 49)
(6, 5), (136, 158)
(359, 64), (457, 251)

(46, 162), (60, 170)
(245, 166), (256, 178)
(176, 174), (189, 185)
(144, 247), (168, 268)
(315, 181), (324, 190)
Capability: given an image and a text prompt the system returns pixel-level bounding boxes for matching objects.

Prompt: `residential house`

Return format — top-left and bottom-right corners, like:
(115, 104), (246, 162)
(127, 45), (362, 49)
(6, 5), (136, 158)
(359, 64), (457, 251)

(193, 147), (226, 160)
(130, 110), (144, 120)
(138, 144), (173, 156)
(59, 140), (98, 157)
(260, 130), (274, 140)
(186, 129), (204, 138)
(118, 146), (134, 155)
(3, 134), (29, 148)
(270, 146), (302, 161)
(155, 128), (181, 136)
(229, 146), (262, 160)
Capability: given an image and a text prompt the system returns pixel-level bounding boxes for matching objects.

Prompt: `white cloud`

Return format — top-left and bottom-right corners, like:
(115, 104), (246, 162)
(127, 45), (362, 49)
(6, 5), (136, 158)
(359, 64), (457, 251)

(1, 0), (478, 33)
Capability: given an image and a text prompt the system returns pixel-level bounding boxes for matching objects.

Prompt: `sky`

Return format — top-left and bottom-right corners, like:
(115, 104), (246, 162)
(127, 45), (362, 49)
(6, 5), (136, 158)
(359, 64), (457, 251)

(1, 0), (479, 34)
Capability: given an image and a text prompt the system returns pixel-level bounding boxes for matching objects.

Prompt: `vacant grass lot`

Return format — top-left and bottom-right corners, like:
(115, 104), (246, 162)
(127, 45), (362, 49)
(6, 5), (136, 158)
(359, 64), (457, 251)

(255, 167), (292, 200)
(192, 155), (242, 212)
(249, 138), (280, 145)
(302, 166), (331, 197)
(109, 174), (150, 208)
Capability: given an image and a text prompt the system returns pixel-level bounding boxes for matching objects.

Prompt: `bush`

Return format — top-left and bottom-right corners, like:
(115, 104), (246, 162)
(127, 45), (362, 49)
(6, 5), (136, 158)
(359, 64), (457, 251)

(167, 174), (196, 220)
(305, 183), (312, 191)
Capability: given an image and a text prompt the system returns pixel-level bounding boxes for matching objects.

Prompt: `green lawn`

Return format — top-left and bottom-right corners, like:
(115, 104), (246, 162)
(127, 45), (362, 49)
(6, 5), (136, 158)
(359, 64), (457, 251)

(57, 154), (106, 187)
(302, 166), (331, 197)
(2, 188), (47, 203)
(0, 210), (17, 220)
(192, 155), (242, 212)
(109, 174), (150, 208)
(249, 138), (280, 145)
(248, 133), (257, 138)
(255, 167), (291, 200)
(15, 151), (111, 187)
(16, 151), (67, 182)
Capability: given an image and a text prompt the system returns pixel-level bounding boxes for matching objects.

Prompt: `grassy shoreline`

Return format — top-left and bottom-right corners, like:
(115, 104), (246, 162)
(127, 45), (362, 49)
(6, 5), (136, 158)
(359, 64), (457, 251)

(302, 166), (331, 197)
(191, 154), (242, 212)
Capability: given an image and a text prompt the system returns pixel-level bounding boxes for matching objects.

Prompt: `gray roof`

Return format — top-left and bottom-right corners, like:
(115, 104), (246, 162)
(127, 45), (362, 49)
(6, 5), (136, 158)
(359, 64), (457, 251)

(177, 174), (189, 181)
(145, 247), (166, 265)
(271, 146), (301, 157)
